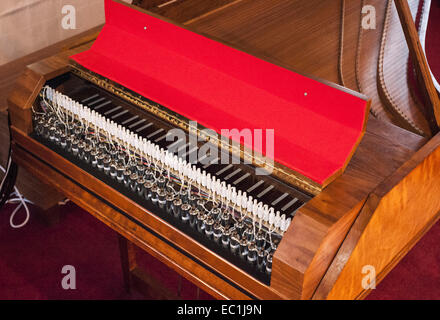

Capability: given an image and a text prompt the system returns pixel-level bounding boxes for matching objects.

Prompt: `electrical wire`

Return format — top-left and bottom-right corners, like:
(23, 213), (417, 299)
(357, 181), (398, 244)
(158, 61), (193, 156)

(0, 164), (31, 229)
(0, 112), (26, 228)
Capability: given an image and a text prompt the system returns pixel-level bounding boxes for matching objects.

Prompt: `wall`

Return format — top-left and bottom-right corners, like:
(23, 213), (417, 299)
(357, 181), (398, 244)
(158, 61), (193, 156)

(0, 0), (131, 66)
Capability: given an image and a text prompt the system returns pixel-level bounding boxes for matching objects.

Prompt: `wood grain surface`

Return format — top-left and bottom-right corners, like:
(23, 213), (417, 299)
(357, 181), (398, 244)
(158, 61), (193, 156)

(316, 133), (440, 299)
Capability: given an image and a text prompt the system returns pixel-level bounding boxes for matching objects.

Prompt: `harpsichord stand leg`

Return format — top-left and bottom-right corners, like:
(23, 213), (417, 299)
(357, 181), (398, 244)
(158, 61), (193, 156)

(117, 234), (180, 299)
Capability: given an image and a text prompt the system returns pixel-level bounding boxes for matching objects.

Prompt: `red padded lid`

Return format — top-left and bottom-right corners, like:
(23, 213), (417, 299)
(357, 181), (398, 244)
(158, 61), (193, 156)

(71, 0), (370, 186)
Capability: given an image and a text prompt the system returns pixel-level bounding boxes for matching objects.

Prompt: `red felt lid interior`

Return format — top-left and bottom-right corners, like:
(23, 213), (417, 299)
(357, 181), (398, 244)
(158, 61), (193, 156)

(71, 0), (369, 186)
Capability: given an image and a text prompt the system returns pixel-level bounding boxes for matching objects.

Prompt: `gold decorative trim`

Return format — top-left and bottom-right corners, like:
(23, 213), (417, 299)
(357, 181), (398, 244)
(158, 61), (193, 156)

(70, 62), (321, 195)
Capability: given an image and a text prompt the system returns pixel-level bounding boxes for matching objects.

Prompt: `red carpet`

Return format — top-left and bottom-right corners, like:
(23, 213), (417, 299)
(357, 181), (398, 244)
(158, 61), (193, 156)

(426, 0), (440, 84)
(0, 203), (133, 299)
(0, 202), (212, 299)
(366, 221), (440, 300)
(0, 3), (439, 300)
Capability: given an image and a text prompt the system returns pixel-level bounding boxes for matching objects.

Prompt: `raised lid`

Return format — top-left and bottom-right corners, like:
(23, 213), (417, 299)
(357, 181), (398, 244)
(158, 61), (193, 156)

(71, 0), (370, 187)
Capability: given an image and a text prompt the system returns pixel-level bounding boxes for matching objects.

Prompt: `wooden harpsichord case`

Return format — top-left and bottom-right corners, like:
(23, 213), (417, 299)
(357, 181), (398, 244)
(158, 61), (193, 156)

(7, 0), (440, 299)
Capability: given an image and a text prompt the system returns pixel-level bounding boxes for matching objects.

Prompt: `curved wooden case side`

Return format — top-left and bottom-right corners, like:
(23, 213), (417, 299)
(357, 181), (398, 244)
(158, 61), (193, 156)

(7, 48), (81, 134)
(271, 199), (365, 299)
(313, 133), (440, 300)
(7, 69), (44, 134)
(269, 116), (427, 300)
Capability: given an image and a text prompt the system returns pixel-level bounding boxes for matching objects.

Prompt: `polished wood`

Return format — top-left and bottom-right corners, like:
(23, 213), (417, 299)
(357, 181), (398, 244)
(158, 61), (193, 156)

(7, 0), (440, 299)
(314, 133), (440, 299)
(146, 0), (240, 24)
(132, 0), (170, 10)
(271, 116), (427, 299)
(395, 0), (440, 132)
(376, 0), (431, 135)
(7, 68), (43, 134)
(7, 42), (94, 134)
(118, 235), (179, 298)
(118, 235), (136, 292)
(148, 0), (440, 297)
(130, 266), (180, 299)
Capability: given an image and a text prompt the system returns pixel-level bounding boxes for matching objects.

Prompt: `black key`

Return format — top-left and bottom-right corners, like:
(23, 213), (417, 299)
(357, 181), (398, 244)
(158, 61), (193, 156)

(88, 97), (106, 106)
(128, 118), (146, 129)
(81, 93), (99, 103)
(121, 115), (139, 126)
(135, 122), (153, 133)
(104, 105), (122, 116)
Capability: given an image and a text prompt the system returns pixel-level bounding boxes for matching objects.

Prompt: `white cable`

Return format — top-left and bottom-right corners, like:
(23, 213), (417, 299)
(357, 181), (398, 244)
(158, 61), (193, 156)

(0, 164), (31, 229)
(7, 198), (32, 204)
(58, 198), (70, 206)
(0, 154), (12, 191)
(8, 187), (30, 229)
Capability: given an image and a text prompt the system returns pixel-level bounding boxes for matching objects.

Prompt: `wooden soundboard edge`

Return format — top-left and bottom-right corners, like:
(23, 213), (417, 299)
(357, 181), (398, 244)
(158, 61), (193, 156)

(313, 132), (440, 300)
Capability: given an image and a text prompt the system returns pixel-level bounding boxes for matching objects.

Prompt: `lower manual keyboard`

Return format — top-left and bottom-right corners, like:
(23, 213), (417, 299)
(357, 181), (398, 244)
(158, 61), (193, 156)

(30, 72), (313, 284)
